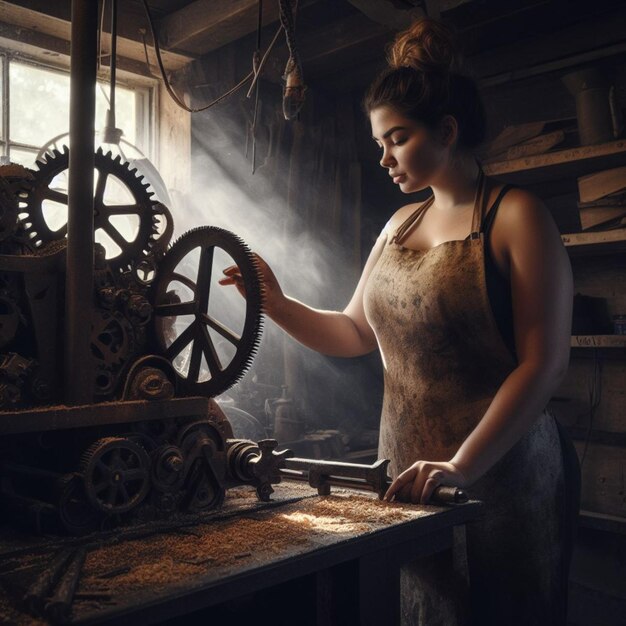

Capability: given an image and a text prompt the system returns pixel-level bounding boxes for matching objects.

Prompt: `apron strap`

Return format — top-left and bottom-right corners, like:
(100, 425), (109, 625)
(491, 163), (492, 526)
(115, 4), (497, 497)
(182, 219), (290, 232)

(469, 167), (488, 238)
(391, 194), (435, 245)
(392, 165), (488, 245)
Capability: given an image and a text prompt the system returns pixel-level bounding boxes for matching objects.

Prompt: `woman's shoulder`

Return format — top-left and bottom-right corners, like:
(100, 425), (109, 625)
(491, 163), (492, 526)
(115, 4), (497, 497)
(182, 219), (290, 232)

(382, 200), (429, 237)
(490, 183), (561, 253)
(494, 184), (550, 226)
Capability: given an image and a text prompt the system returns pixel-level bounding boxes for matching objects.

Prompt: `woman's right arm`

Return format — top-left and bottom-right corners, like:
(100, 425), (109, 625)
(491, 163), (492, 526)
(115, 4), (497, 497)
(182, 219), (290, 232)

(219, 230), (389, 358)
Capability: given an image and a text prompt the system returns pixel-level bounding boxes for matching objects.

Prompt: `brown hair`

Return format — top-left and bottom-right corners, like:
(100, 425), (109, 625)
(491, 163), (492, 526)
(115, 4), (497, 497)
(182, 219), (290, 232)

(363, 18), (486, 151)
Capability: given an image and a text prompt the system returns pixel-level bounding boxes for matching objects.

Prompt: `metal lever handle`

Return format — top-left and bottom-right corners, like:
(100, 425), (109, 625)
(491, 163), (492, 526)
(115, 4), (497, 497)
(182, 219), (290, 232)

(280, 457), (468, 505)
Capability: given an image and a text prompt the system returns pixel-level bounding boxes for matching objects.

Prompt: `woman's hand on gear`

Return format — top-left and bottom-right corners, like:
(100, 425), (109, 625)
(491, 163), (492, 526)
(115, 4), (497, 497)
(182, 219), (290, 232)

(383, 460), (468, 504)
(219, 253), (284, 316)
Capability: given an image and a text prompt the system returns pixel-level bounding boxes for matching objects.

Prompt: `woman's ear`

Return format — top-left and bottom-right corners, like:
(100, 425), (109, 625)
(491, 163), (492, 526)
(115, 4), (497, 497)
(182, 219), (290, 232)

(438, 115), (459, 147)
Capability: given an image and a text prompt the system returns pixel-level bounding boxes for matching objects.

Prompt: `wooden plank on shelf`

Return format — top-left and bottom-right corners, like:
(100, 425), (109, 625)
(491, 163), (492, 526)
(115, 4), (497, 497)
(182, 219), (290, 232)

(578, 166), (626, 203)
(483, 140), (626, 185)
(501, 129), (566, 161)
(562, 229), (626, 255)
(579, 207), (626, 231)
(571, 335), (626, 348)
(566, 426), (626, 448)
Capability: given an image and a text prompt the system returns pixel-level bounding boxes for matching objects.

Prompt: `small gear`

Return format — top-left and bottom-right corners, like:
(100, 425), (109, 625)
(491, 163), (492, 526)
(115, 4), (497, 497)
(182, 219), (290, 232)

(152, 226), (264, 397)
(19, 146), (162, 272)
(151, 444), (185, 493)
(81, 437), (151, 515)
(91, 309), (135, 368)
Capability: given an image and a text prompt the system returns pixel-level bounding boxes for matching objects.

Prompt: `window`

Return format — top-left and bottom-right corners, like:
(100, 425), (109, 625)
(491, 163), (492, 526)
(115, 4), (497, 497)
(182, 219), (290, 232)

(0, 54), (152, 168)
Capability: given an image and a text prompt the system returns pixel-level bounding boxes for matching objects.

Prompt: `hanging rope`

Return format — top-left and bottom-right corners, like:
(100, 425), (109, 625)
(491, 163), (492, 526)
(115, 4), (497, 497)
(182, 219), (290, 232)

(279, 0), (306, 120)
(140, 0), (268, 113)
(139, 0), (303, 121)
(250, 0), (264, 174)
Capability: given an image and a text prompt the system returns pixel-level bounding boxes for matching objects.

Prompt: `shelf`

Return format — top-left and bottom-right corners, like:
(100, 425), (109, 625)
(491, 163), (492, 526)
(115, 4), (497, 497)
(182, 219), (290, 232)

(579, 510), (626, 535)
(562, 229), (626, 256)
(483, 139), (626, 184)
(566, 425), (626, 447)
(571, 335), (626, 348)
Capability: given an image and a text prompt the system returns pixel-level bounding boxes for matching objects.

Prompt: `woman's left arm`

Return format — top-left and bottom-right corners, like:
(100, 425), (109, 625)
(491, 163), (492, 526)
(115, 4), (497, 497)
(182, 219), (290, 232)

(385, 189), (573, 503)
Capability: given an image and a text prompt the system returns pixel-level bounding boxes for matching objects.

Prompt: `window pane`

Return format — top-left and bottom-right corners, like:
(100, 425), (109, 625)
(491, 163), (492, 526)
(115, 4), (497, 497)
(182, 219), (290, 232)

(10, 61), (139, 151)
(10, 62), (70, 146)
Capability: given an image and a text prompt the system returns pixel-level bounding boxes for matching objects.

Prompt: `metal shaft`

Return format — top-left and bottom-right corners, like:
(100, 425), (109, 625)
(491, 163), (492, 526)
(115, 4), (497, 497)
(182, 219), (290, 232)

(65, 0), (98, 403)
(280, 457), (468, 504)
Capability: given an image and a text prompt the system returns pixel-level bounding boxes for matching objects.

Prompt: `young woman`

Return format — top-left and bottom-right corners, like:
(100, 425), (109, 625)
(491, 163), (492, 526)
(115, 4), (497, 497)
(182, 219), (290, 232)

(221, 18), (580, 626)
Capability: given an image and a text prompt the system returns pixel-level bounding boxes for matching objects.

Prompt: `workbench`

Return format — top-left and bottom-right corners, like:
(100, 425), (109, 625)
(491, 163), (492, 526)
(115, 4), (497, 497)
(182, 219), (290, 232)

(0, 484), (482, 626)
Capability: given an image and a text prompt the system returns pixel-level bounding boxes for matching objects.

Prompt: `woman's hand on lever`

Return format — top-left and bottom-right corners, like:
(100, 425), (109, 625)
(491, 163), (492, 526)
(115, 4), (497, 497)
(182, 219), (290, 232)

(384, 460), (469, 504)
(219, 253), (285, 316)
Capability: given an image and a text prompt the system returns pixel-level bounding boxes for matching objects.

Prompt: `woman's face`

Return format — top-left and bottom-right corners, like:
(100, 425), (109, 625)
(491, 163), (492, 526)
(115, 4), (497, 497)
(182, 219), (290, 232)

(370, 106), (449, 193)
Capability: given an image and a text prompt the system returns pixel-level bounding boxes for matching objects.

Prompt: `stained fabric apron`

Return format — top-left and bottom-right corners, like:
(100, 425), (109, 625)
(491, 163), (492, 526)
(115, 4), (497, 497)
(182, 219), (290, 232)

(363, 171), (575, 626)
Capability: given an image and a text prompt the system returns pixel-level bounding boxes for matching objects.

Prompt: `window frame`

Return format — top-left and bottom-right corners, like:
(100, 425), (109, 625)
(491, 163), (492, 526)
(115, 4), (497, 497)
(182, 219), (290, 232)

(0, 49), (155, 165)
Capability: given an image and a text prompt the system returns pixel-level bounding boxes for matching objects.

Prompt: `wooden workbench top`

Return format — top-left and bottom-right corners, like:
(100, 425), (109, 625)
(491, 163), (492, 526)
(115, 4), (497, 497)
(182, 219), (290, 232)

(0, 483), (482, 625)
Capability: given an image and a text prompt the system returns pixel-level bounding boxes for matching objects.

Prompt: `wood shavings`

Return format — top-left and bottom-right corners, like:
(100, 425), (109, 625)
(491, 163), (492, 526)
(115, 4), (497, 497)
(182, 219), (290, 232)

(280, 512), (371, 534)
(306, 494), (419, 524)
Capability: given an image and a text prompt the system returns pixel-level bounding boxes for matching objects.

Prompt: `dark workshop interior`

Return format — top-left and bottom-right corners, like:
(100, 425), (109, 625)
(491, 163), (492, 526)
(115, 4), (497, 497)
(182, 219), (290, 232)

(0, 0), (625, 624)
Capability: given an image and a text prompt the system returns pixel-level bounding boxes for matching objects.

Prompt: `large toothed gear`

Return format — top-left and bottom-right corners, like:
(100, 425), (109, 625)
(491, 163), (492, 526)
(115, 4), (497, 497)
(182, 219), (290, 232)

(152, 226), (264, 397)
(19, 146), (162, 272)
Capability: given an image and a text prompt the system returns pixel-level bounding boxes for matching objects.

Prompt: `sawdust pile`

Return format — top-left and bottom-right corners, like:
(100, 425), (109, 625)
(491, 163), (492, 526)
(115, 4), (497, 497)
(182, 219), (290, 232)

(79, 492), (418, 594)
(81, 514), (312, 590)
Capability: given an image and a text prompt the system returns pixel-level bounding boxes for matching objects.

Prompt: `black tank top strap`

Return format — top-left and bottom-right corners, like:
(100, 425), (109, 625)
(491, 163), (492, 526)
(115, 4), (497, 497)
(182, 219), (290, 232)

(481, 184), (516, 236)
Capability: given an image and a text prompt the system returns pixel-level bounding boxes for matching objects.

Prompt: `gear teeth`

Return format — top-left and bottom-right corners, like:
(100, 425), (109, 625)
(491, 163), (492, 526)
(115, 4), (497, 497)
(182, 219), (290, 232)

(23, 146), (160, 273)
(153, 225), (264, 397)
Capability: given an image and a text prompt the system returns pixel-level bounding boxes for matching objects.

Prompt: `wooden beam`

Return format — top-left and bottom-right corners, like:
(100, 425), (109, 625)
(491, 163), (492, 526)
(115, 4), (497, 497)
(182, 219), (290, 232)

(158, 0), (281, 55)
(346, 0), (424, 29)
(0, 0), (193, 70)
(470, 7), (626, 84)
(346, 0), (476, 29)
(0, 20), (156, 80)
(263, 12), (392, 83)
(158, 0), (323, 55)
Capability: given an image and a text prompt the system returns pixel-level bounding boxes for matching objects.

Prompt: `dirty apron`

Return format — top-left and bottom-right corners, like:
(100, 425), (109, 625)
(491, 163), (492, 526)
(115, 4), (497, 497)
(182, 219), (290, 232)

(363, 172), (572, 626)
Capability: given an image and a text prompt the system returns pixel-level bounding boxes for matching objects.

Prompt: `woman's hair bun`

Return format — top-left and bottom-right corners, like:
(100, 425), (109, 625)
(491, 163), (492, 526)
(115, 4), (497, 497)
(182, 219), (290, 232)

(388, 17), (461, 75)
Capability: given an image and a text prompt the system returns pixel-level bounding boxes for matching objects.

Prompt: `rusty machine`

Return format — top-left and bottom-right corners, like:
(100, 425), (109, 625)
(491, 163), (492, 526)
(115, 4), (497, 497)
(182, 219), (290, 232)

(0, 142), (302, 534)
